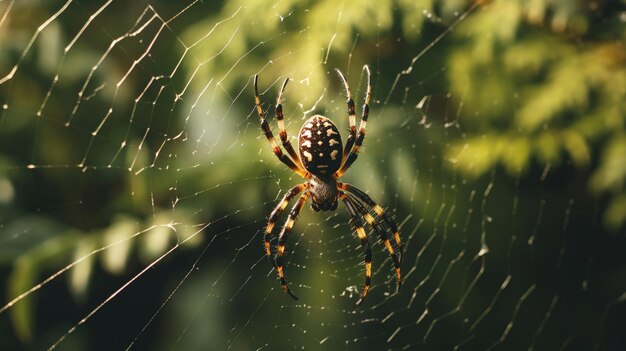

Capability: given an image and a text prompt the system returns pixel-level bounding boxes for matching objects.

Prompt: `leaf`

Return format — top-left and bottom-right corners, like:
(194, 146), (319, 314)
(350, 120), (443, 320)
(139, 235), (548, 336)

(590, 135), (626, 193)
(5, 222), (80, 342)
(604, 194), (626, 232)
(69, 238), (97, 302)
(101, 216), (139, 275)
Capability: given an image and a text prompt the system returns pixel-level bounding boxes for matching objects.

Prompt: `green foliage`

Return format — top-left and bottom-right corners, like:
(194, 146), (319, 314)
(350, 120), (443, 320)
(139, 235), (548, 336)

(2, 213), (200, 343)
(447, 0), (626, 230)
(2, 218), (77, 342)
(1, 0), (625, 349)
(181, 0), (447, 106)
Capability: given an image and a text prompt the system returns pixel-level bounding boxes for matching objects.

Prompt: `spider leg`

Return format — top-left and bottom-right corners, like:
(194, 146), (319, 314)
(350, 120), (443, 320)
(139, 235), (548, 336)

(340, 192), (372, 305)
(264, 183), (308, 267)
(254, 75), (310, 179)
(334, 68), (357, 164)
(340, 182), (402, 281)
(335, 65), (371, 178)
(274, 191), (310, 300)
(275, 78), (305, 170)
(347, 193), (402, 291)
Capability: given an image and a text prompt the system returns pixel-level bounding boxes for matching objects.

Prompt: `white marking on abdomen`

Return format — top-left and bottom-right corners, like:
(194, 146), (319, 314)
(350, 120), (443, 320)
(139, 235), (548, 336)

(303, 151), (313, 161)
(329, 139), (339, 146)
(330, 150), (339, 160)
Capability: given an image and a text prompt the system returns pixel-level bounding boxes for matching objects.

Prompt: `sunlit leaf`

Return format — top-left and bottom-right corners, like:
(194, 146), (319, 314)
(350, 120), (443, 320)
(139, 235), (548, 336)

(101, 216), (139, 275)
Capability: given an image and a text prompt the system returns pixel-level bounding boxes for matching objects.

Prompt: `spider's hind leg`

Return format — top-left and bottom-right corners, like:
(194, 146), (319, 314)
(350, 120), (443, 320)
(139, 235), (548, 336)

(274, 191), (310, 300)
(264, 183), (308, 267)
(340, 193), (373, 306)
(347, 193), (402, 291)
(340, 182), (402, 290)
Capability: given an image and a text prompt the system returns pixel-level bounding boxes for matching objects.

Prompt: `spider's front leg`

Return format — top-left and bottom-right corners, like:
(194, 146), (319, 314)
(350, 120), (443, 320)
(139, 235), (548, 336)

(334, 68), (357, 164)
(274, 191), (310, 300)
(254, 75), (309, 178)
(334, 65), (371, 178)
(275, 78), (305, 170)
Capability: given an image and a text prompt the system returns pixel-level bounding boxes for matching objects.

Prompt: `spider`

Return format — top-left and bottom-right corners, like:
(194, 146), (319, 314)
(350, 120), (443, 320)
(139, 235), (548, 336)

(254, 65), (402, 305)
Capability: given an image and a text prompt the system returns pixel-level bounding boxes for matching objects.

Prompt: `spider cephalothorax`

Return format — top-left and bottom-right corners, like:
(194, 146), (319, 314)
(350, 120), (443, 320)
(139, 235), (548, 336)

(254, 65), (402, 305)
(309, 176), (339, 211)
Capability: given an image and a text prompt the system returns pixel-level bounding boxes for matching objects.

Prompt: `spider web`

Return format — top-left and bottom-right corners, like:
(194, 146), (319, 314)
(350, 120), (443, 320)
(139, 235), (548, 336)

(1, 1), (624, 350)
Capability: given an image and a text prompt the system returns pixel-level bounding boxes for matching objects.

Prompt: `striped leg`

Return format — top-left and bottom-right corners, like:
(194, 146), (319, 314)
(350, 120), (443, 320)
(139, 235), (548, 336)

(347, 193), (401, 290)
(340, 182), (402, 263)
(335, 68), (357, 164)
(340, 193), (373, 306)
(275, 78), (305, 169)
(335, 65), (371, 178)
(254, 75), (309, 179)
(275, 192), (310, 300)
(264, 183), (308, 267)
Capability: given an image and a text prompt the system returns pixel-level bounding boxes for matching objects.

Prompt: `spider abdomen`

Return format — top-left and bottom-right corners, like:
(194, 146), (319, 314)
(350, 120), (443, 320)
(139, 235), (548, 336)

(298, 115), (343, 176)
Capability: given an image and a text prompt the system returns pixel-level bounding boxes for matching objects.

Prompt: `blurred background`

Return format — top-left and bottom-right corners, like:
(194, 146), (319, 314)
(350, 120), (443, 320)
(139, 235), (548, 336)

(0, 0), (625, 350)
